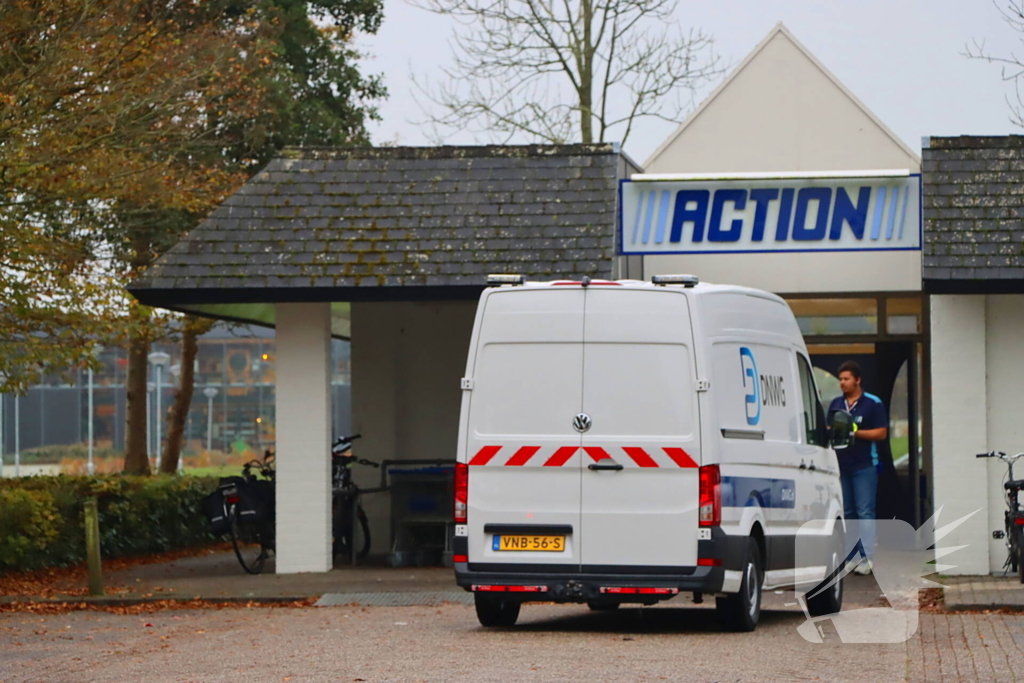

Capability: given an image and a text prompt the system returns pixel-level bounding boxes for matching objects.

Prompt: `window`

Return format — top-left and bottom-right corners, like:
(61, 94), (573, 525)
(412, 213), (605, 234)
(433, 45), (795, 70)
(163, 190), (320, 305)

(887, 298), (923, 335)
(787, 298), (878, 336)
(797, 354), (827, 447)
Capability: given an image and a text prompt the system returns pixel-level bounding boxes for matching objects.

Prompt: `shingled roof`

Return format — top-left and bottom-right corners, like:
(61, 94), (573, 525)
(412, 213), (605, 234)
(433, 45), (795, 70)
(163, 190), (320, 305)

(923, 135), (1024, 293)
(129, 144), (636, 308)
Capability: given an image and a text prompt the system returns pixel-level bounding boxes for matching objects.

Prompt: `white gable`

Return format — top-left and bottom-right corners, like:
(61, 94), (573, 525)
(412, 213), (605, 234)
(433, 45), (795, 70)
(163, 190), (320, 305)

(644, 23), (920, 174)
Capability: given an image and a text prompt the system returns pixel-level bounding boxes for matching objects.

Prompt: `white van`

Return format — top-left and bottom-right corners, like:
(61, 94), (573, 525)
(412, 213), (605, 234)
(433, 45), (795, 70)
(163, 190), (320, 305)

(452, 275), (853, 631)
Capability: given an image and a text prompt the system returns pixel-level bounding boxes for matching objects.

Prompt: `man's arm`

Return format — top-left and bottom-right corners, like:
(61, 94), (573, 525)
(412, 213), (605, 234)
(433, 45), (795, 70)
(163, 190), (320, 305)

(857, 399), (889, 441)
(856, 426), (888, 442)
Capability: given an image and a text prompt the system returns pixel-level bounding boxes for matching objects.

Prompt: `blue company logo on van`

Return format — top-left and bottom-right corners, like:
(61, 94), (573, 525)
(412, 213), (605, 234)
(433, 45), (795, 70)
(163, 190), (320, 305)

(740, 347), (787, 426)
(619, 175), (922, 255)
(740, 347), (760, 426)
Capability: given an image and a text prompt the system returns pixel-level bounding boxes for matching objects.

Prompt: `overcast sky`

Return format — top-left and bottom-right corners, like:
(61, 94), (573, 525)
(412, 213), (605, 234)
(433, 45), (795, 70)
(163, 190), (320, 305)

(358, 0), (1023, 164)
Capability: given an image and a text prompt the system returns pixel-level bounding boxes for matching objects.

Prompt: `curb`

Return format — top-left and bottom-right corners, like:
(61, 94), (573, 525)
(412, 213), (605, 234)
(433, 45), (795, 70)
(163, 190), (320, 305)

(0, 595), (315, 607)
(943, 603), (1024, 612)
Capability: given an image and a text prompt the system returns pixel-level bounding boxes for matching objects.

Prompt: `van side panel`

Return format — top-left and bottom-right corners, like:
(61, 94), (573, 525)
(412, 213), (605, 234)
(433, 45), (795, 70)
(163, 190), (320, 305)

(700, 293), (808, 577)
(464, 289), (585, 567)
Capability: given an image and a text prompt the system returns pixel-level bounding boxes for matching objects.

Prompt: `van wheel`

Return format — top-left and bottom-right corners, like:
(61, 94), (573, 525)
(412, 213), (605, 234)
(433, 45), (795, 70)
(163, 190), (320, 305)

(716, 539), (762, 632)
(474, 594), (521, 627)
(807, 525), (844, 617)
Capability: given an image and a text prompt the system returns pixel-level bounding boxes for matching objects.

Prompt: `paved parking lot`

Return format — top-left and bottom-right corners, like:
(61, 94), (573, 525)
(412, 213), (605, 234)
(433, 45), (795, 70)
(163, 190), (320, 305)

(2, 601), (1022, 683)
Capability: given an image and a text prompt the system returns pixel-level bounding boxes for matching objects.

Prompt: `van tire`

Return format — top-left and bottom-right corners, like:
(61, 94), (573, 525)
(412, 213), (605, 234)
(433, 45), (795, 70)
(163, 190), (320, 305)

(807, 525), (844, 617)
(475, 594), (521, 627)
(716, 539), (762, 632)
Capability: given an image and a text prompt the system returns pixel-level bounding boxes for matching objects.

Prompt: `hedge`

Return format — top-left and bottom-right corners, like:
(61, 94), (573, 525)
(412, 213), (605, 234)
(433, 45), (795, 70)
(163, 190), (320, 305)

(0, 475), (219, 573)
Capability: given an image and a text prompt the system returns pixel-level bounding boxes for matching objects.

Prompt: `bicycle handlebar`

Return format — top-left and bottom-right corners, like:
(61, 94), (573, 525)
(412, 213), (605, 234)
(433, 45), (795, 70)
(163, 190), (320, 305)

(333, 433), (362, 447)
(976, 451), (1024, 460)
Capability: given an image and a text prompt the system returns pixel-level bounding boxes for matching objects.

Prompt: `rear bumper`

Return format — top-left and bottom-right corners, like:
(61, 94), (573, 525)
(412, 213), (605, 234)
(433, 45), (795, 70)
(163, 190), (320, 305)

(455, 565), (724, 602)
(454, 527), (747, 602)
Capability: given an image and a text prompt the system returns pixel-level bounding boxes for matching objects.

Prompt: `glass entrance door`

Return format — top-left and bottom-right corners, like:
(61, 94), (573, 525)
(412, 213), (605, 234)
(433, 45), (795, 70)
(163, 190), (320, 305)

(786, 296), (927, 528)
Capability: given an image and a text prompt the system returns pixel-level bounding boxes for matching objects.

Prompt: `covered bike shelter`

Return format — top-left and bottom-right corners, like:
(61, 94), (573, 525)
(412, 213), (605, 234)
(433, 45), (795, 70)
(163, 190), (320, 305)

(128, 144), (637, 574)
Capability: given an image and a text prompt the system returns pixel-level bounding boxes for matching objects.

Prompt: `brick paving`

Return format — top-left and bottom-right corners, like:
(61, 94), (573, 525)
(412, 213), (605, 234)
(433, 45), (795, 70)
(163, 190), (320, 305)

(6, 554), (1024, 682)
(909, 612), (1024, 682)
(3, 602), (1024, 682)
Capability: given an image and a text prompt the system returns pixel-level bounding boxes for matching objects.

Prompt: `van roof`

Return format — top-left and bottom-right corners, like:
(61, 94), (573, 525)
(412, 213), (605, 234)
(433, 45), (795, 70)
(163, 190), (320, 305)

(495, 279), (786, 305)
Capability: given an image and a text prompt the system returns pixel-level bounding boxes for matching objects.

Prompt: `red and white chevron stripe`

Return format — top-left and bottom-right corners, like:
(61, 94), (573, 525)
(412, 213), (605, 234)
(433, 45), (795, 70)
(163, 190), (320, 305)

(467, 445), (697, 468)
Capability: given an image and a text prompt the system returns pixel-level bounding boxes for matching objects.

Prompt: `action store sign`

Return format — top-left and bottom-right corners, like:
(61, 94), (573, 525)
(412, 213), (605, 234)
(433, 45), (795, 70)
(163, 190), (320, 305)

(619, 173), (921, 255)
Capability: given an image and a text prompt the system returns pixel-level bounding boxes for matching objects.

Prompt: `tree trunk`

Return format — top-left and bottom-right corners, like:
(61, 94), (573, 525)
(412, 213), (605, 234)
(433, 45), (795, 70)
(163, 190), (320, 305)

(160, 317), (212, 473)
(579, 0), (594, 143)
(123, 329), (152, 474)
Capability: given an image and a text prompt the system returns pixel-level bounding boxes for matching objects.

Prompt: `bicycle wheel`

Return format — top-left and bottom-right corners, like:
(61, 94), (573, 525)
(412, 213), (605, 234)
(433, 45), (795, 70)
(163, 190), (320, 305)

(1016, 529), (1024, 584)
(332, 498), (371, 561)
(230, 508), (269, 575)
(354, 505), (371, 559)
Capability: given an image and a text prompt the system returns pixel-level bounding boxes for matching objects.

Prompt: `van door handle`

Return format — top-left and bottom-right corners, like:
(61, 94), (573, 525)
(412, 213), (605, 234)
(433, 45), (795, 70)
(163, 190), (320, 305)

(588, 460), (624, 471)
(808, 461), (816, 472)
(799, 459), (807, 470)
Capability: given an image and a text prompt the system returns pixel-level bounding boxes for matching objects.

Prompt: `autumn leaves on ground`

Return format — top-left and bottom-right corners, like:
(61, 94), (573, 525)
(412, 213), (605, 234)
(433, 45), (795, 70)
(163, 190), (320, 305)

(0, 543), (314, 615)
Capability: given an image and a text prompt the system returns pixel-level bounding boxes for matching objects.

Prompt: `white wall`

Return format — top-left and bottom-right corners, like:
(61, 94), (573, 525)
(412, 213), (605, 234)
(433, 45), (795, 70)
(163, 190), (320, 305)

(645, 30), (919, 175)
(930, 295), (989, 575)
(984, 295), (1024, 573)
(351, 300), (478, 555)
(275, 302), (332, 574)
(931, 294), (1024, 575)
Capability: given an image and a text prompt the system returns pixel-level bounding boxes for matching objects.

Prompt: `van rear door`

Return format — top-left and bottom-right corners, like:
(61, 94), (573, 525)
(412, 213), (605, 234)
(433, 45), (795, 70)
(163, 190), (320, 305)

(578, 288), (701, 569)
(465, 288), (584, 568)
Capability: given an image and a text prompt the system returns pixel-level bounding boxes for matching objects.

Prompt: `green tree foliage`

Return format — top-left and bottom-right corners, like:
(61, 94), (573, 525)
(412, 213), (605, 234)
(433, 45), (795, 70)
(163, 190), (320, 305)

(0, 0), (276, 395)
(225, 0), (386, 163)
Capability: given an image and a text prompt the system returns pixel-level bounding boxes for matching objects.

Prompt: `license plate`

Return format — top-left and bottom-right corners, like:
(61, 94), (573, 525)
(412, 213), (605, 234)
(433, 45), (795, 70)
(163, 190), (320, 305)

(493, 535), (565, 552)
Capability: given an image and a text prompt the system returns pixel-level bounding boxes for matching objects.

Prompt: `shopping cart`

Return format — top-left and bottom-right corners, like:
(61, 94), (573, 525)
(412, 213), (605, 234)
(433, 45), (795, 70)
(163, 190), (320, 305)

(384, 461), (455, 567)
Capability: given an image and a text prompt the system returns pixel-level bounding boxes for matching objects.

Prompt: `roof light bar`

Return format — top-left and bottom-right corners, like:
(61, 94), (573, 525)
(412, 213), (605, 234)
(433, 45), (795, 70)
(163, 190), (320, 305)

(651, 274), (699, 287)
(486, 274), (525, 286)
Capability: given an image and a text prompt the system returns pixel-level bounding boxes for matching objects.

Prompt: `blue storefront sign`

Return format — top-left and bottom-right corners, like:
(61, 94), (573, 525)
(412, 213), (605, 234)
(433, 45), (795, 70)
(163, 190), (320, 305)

(619, 173), (922, 255)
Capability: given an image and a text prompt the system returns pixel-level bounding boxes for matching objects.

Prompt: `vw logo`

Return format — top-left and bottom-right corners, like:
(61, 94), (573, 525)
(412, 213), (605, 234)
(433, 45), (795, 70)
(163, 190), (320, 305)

(573, 413), (592, 433)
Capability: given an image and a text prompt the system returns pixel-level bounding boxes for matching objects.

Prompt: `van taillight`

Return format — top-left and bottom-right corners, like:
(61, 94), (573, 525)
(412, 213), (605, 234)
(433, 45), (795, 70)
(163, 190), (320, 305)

(699, 465), (721, 527)
(454, 462), (468, 523)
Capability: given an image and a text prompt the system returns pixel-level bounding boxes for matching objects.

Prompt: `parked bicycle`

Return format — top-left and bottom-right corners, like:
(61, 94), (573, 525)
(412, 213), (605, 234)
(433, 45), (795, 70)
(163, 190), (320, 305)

(205, 450), (276, 575)
(331, 433), (380, 561)
(202, 435), (381, 573)
(977, 450), (1024, 583)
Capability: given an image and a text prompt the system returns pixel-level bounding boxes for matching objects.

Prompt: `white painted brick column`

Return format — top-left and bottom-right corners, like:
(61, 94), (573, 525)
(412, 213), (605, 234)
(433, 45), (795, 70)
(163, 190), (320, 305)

(930, 295), (989, 575)
(984, 295), (1024, 573)
(275, 302), (332, 574)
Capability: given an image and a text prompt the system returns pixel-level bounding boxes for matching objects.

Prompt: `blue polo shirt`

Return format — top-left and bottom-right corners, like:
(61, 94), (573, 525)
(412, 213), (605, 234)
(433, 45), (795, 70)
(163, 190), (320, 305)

(828, 392), (888, 475)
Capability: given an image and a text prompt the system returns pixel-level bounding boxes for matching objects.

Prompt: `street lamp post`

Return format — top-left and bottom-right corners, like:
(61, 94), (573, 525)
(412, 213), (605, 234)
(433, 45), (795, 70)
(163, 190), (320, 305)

(148, 352), (171, 470)
(146, 381), (155, 469)
(0, 371), (6, 479)
(202, 387), (219, 452)
(87, 345), (104, 476)
(14, 392), (19, 477)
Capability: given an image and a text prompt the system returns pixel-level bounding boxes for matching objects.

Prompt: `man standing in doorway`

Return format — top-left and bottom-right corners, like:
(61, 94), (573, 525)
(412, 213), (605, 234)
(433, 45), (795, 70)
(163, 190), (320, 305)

(829, 360), (888, 575)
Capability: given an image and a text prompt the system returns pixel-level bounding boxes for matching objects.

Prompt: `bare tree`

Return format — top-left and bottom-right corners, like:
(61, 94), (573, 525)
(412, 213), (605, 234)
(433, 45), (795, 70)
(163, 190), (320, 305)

(967, 0), (1024, 127)
(413, 0), (722, 145)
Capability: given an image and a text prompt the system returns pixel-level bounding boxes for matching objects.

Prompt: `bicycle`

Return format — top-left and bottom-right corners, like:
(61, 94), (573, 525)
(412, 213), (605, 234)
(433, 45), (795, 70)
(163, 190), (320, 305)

(331, 434), (380, 561)
(216, 451), (276, 575)
(977, 451), (1024, 583)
